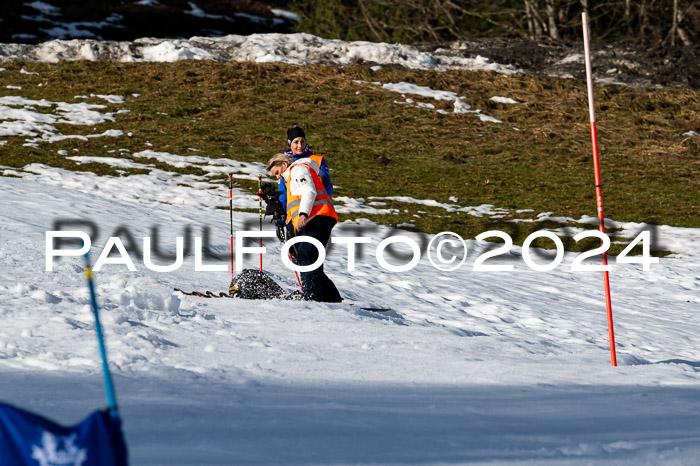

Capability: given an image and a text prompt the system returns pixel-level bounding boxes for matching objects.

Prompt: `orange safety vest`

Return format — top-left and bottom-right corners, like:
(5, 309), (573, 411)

(303, 154), (329, 186)
(285, 161), (337, 230)
(307, 154), (325, 170)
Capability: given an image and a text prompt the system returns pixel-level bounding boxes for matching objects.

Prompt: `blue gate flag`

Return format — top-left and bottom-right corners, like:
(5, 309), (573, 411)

(0, 401), (127, 465)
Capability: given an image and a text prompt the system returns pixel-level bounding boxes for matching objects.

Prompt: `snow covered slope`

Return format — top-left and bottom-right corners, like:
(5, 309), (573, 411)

(1, 27), (699, 465)
(1, 170), (699, 463)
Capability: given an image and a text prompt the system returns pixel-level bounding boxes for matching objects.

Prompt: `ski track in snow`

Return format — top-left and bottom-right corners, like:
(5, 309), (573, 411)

(0, 35), (699, 465)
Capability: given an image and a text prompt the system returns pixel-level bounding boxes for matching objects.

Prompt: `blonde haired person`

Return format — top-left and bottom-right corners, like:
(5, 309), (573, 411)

(266, 154), (342, 303)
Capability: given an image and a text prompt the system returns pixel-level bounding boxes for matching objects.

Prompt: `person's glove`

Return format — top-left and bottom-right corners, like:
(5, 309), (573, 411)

(260, 182), (285, 221)
(260, 183), (280, 202)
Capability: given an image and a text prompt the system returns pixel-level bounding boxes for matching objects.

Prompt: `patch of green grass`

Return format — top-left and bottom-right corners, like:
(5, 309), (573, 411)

(1, 60), (697, 256)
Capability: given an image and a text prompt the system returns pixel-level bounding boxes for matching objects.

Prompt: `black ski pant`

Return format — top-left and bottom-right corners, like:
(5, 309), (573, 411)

(294, 215), (342, 303)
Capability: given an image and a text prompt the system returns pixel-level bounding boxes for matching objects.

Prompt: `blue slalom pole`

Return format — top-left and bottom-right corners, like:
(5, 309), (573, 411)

(83, 252), (119, 415)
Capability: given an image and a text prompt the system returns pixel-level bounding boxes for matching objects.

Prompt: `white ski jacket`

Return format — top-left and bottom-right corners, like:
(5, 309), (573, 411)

(282, 157), (321, 217)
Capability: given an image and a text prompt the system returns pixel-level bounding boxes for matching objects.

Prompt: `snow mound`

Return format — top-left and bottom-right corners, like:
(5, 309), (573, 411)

(0, 34), (519, 74)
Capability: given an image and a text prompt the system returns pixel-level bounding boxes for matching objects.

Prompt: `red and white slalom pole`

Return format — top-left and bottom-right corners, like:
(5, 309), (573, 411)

(258, 174), (263, 271)
(229, 174), (235, 281)
(582, 12), (617, 367)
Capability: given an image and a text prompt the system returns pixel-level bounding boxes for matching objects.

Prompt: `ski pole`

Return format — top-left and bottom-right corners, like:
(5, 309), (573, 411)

(229, 174), (234, 281)
(284, 228), (303, 292)
(258, 174), (263, 272)
(290, 252), (303, 292)
(84, 252), (119, 415)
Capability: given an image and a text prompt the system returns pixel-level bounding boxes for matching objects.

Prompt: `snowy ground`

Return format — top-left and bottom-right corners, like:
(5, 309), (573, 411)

(1, 33), (700, 465)
(2, 170), (700, 464)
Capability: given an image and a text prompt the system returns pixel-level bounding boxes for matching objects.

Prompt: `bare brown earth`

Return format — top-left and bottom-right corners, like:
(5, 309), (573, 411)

(426, 38), (700, 90)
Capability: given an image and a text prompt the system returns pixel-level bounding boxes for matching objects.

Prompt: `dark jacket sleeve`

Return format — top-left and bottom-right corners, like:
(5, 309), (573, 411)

(319, 158), (333, 196)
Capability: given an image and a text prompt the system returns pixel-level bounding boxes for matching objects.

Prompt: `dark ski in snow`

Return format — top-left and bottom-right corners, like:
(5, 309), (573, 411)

(347, 304), (392, 312)
(173, 288), (234, 298)
(174, 288), (392, 312)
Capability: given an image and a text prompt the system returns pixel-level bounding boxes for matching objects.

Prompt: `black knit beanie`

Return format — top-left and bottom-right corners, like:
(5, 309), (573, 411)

(287, 126), (306, 146)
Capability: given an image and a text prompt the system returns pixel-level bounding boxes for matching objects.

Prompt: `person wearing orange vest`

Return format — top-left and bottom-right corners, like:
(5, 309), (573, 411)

(277, 124), (333, 219)
(266, 153), (342, 303)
